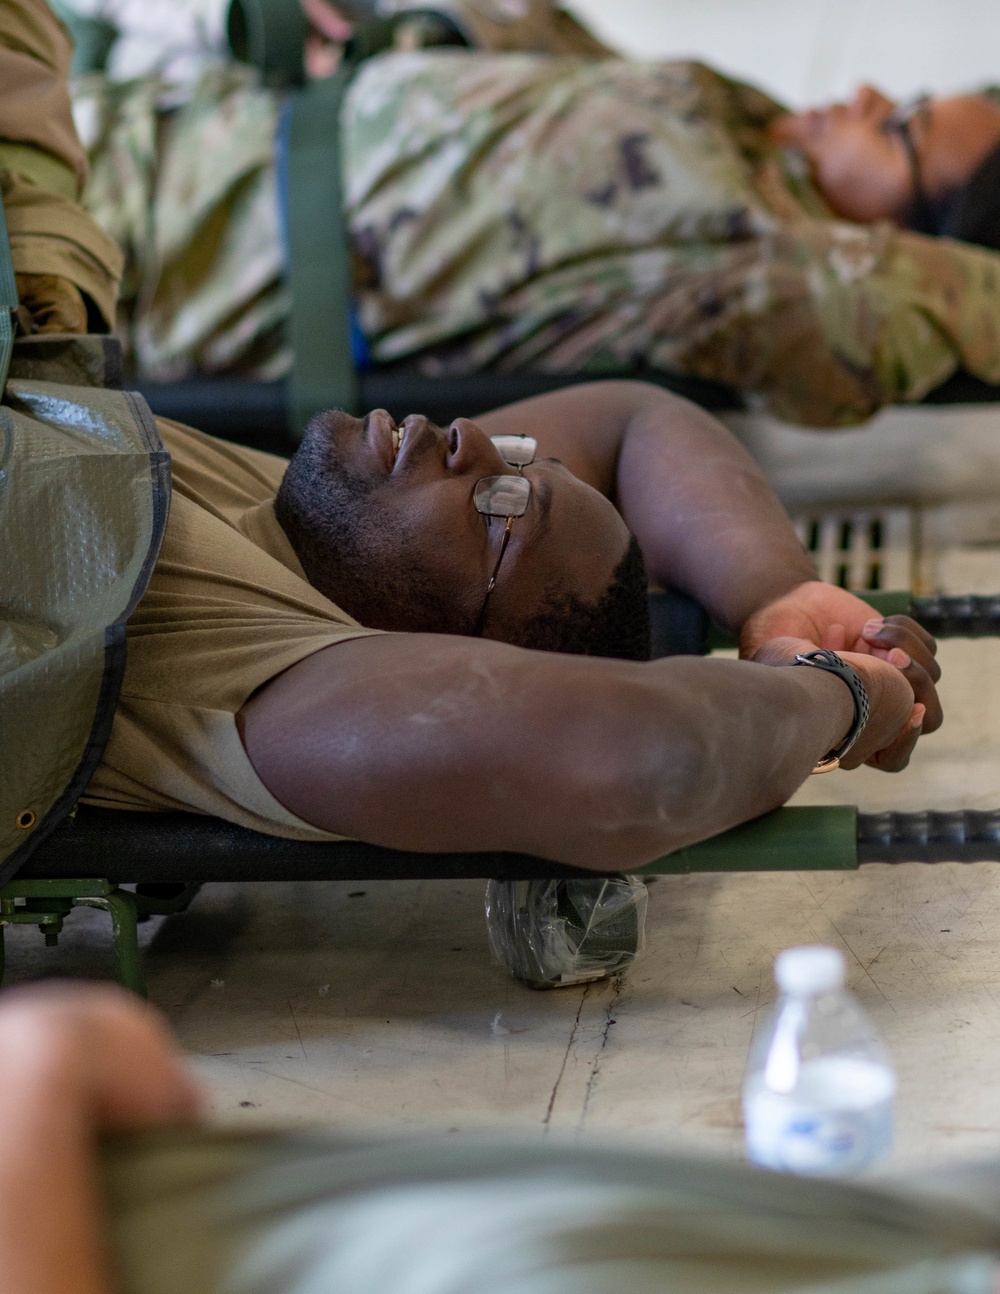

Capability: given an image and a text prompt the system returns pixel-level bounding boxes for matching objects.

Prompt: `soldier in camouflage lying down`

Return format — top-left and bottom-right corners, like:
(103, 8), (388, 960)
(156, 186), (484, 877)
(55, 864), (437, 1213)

(77, 0), (1000, 426)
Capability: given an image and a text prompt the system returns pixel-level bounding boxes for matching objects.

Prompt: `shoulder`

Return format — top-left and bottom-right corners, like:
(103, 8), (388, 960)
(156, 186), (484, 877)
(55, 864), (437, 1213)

(156, 417), (289, 519)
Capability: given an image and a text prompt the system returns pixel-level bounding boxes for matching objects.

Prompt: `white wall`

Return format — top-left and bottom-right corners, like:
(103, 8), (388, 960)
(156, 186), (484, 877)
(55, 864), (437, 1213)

(565, 0), (1000, 108)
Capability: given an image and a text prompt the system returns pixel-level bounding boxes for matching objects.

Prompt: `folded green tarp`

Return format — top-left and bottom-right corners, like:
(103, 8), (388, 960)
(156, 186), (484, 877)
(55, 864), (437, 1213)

(0, 372), (168, 880)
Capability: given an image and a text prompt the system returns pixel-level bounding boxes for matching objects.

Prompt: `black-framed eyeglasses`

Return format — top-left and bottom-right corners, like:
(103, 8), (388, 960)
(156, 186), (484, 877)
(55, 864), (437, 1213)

(881, 93), (934, 229)
(471, 435), (537, 636)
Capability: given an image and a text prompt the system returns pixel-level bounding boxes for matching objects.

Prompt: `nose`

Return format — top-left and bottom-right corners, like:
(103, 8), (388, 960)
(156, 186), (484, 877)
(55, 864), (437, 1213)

(853, 84), (894, 118)
(444, 417), (507, 475)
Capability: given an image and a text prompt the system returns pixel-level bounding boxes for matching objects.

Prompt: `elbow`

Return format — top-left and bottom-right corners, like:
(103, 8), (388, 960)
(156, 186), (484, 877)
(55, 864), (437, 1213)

(548, 683), (810, 873)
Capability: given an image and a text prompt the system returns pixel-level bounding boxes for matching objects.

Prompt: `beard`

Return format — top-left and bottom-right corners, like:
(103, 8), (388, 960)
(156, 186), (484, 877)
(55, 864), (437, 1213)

(274, 418), (469, 634)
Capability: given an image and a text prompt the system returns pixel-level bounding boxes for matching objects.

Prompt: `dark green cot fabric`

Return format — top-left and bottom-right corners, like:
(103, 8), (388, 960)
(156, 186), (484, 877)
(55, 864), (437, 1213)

(99, 1128), (1000, 1294)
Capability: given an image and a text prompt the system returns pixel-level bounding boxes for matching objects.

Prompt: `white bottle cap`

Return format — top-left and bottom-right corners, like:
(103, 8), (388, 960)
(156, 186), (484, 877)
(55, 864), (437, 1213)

(774, 945), (846, 995)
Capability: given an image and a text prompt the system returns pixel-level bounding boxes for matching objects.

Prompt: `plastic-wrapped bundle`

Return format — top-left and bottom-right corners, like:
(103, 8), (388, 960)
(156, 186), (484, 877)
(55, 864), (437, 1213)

(484, 877), (647, 989)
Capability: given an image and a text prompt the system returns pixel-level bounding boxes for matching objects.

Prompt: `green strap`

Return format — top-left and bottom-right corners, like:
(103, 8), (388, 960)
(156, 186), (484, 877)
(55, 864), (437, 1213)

(227, 0), (359, 436)
(227, 0), (308, 87)
(286, 65), (360, 435)
(233, 0), (369, 435)
(0, 193), (18, 392)
(284, 16), (473, 438)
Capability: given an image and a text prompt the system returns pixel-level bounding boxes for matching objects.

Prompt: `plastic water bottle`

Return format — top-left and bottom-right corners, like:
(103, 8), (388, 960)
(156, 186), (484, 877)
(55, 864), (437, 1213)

(743, 945), (896, 1176)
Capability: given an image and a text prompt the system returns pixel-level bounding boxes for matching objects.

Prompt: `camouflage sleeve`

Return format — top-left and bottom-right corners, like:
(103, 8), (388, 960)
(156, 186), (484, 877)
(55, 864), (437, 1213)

(662, 221), (1000, 426)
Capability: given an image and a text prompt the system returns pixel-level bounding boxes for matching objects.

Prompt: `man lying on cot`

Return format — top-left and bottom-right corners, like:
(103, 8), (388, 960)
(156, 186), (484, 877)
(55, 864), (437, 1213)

(81, 377), (944, 868)
(6, 980), (1000, 1294)
(72, 0), (1000, 425)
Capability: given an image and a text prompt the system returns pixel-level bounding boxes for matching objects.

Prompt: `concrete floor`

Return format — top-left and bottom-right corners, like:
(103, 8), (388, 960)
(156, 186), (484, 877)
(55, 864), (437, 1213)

(5, 549), (1000, 1175)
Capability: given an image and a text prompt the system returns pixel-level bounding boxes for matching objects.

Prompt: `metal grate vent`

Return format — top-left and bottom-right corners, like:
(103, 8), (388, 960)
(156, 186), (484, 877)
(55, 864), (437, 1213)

(793, 507), (915, 593)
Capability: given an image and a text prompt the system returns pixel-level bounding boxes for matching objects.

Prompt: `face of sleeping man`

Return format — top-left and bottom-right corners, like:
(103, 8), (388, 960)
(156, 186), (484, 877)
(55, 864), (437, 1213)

(274, 407), (633, 640)
(772, 85), (1000, 223)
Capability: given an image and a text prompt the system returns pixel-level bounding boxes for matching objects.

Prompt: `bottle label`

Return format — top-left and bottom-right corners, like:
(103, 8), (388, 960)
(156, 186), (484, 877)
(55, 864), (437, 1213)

(745, 1090), (892, 1176)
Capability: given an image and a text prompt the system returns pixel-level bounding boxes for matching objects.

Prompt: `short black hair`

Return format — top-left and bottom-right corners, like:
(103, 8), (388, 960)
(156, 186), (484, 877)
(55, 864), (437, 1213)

(943, 139), (1000, 249)
(904, 138), (1000, 249)
(503, 535), (651, 660)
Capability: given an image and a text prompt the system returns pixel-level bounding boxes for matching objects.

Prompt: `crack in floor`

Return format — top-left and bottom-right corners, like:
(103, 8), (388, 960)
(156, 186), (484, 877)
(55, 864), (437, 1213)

(542, 984), (591, 1130)
(577, 973), (625, 1131)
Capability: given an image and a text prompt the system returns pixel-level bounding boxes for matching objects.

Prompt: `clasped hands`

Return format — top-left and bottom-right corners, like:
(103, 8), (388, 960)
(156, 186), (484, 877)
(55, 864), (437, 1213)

(741, 580), (942, 772)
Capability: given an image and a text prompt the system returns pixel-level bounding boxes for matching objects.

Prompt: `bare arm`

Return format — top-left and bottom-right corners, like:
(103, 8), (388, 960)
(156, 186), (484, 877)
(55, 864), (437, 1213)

(476, 380), (943, 757)
(475, 380), (814, 632)
(238, 631), (912, 870)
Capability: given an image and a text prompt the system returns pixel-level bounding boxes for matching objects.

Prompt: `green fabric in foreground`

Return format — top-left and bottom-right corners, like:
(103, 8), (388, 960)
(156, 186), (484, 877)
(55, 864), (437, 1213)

(101, 1129), (1000, 1294)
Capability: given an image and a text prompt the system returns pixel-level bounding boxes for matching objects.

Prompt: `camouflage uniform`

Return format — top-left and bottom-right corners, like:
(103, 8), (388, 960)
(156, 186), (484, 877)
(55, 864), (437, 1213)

(78, 4), (1000, 425)
(77, 65), (286, 379)
(347, 52), (1000, 426)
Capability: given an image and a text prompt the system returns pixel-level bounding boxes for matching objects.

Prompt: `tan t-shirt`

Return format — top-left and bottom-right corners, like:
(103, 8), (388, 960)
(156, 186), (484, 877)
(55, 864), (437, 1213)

(82, 419), (382, 840)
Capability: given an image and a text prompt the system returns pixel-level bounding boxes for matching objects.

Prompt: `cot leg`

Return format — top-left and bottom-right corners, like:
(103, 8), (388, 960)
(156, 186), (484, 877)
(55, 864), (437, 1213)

(104, 890), (145, 998)
(79, 890), (146, 997)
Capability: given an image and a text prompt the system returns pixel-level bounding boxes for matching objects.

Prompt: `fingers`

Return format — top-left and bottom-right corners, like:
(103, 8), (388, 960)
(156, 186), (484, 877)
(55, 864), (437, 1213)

(85, 992), (204, 1130)
(860, 615), (942, 734)
(891, 655), (942, 733)
(861, 615), (939, 678)
(742, 593), (944, 775)
(300, 0), (352, 41)
(0, 983), (203, 1131)
(864, 707), (924, 772)
(840, 699), (921, 772)
(837, 650), (924, 771)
